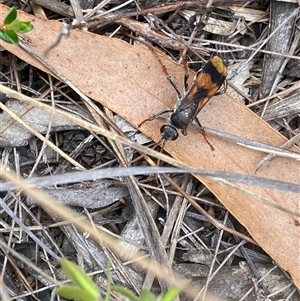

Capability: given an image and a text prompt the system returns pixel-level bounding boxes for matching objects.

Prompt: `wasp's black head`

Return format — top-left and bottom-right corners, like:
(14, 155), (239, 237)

(160, 124), (179, 141)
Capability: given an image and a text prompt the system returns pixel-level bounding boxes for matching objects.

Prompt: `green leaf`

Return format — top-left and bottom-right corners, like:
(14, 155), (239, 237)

(0, 30), (19, 44)
(17, 21), (33, 33)
(159, 280), (190, 301)
(56, 285), (99, 301)
(0, 30), (14, 44)
(4, 7), (17, 25)
(139, 289), (155, 301)
(7, 19), (21, 32)
(60, 258), (100, 300)
(111, 285), (139, 301)
(8, 20), (33, 33)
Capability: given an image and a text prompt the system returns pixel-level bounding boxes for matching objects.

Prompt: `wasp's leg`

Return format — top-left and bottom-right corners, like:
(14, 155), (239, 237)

(195, 117), (214, 151)
(138, 109), (173, 127)
(181, 128), (188, 136)
(214, 79), (228, 96)
(157, 57), (182, 99)
(224, 78), (228, 92)
(166, 76), (182, 99)
(165, 48), (190, 96)
(138, 116), (156, 127)
(195, 117), (203, 129)
(181, 118), (202, 136)
(155, 108), (174, 118)
(183, 58), (189, 94)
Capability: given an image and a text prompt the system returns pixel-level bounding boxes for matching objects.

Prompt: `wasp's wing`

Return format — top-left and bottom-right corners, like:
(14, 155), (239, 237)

(176, 56), (227, 119)
(176, 73), (220, 118)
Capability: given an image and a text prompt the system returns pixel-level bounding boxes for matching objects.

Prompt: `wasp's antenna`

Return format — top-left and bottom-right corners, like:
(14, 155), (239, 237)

(156, 138), (168, 168)
(158, 137), (167, 149)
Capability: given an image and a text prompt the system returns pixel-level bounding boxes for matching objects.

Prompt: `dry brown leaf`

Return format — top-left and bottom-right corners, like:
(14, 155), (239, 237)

(0, 5), (299, 288)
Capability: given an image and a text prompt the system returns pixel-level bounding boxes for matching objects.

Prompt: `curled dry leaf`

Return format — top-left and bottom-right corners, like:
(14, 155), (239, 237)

(0, 4), (299, 289)
(227, 60), (253, 104)
(180, 10), (236, 36)
(228, 6), (269, 22)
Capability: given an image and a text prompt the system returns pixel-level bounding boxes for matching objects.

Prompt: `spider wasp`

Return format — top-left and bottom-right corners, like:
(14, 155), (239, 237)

(139, 55), (228, 148)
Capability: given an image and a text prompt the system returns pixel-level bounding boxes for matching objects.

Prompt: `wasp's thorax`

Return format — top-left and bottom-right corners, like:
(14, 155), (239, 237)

(170, 103), (198, 130)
